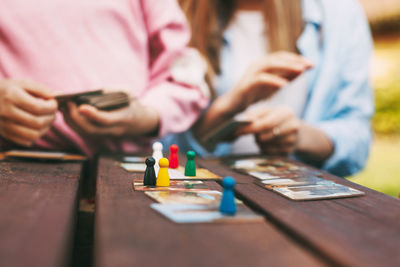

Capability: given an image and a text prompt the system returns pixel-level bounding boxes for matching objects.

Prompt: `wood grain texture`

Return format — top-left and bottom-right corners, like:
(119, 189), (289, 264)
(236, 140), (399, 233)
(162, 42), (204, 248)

(94, 157), (324, 267)
(0, 160), (82, 267)
(198, 155), (400, 267)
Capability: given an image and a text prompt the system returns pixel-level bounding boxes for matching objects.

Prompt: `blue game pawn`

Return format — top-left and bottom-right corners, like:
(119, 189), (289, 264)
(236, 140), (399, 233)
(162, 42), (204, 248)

(219, 176), (237, 216)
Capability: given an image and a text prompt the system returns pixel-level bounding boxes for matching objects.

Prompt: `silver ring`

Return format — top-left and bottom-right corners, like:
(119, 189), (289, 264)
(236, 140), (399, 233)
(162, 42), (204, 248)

(272, 127), (280, 138)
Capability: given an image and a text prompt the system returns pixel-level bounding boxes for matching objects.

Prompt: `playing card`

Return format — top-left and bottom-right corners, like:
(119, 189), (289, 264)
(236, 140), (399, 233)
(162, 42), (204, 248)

(229, 158), (298, 172)
(151, 203), (263, 224)
(248, 171), (280, 180)
(121, 163), (147, 172)
(121, 156), (146, 163)
(168, 167), (221, 180)
(56, 90), (130, 111)
(56, 90), (103, 105)
(201, 118), (251, 147)
(4, 150), (86, 161)
(133, 180), (209, 191)
(145, 190), (222, 205)
(76, 91), (130, 111)
(273, 182), (365, 201)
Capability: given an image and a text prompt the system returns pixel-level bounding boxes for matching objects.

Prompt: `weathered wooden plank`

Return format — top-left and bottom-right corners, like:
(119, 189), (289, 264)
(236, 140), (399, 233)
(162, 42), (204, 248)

(198, 156), (400, 267)
(0, 160), (82, 267)
(94, 157), (325, 267)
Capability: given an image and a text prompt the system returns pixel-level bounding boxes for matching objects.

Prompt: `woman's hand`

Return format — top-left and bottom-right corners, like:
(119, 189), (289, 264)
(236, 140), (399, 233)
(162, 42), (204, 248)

(237, 107), (301, 155)
(63, 100), (160, 139)
(0, 79), (57, 146)
(224, 51), (313, 115)
(237, 106), (334, 162)
(193, 52), (312, 142)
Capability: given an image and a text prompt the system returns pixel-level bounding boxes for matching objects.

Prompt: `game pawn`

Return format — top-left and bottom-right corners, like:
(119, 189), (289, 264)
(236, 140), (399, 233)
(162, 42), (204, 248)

(144, 157), (156, 186)
(184, 150), (196, 176)
(219, 176), (237, 216)
(169, 144), (179, 169)
(156, 158), (170, 187)
(152, 142), (163, 163)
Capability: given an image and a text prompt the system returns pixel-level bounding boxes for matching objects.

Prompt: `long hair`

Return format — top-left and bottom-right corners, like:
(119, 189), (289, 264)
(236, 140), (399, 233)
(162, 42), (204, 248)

(178, 0), (303, 77)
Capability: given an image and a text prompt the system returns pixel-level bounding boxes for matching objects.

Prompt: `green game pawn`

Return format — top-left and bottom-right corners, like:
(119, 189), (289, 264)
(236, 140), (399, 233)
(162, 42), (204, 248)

(185, 150), (196, 176)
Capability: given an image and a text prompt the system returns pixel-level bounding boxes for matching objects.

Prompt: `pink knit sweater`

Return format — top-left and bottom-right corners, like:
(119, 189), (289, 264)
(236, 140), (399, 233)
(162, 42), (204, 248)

(0, 0), (208, 155)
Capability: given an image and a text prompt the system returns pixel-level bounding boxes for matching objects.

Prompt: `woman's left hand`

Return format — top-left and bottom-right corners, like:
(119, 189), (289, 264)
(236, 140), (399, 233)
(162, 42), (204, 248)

(62, 101), (159, 139)
(237, 107), (301, 155)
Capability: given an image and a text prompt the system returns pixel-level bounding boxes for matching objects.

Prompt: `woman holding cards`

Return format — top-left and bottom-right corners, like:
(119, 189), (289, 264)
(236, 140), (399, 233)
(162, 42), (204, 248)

(163, 0), (374, 176)
(0, 0), (208, 156)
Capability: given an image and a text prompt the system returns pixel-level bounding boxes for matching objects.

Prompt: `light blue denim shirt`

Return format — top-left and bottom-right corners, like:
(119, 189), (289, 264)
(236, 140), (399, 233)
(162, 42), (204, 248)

(162, 0), (374, 177)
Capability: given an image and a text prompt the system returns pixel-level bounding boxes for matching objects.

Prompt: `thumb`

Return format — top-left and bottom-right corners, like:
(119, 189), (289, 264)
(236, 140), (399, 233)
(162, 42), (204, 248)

(18, 80), (55, 99)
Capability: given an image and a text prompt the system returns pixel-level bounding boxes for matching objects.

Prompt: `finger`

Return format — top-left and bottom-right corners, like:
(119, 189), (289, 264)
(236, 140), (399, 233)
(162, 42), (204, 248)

(239, 107), (294, 135)
(245, 107), (273, 121)
(0, 120), (43, 146)
(258, 142), (294, 156)
(275, 51), (314, 68)
(77, 104), (125, 126)
(257, 118), (300, 142)
(18, 80), (55, 99)
(254, 73), (289, 89)
(67, 102), (99, 135)
(7, 105), (56, 130)
(67, 103), (126, 136)
(256, 53), (312, 75)
(13, 85), (58, 115)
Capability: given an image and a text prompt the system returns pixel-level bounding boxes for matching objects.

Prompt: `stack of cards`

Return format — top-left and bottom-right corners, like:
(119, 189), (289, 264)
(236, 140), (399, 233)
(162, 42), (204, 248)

(56, 90), (130, 111)
(227, 157), (364, 201)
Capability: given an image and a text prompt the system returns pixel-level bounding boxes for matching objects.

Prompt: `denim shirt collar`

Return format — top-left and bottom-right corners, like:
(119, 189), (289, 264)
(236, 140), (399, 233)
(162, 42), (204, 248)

(302, 0), (323, 27)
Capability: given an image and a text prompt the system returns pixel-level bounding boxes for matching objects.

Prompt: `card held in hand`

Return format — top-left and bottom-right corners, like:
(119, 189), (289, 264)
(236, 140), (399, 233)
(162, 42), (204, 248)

(56, 90), (130, 111)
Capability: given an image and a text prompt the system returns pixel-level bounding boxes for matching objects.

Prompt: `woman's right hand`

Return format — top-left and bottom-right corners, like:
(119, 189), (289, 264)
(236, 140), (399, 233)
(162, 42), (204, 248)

(0, 79), (57, 146)
(223, 51), (313, 114)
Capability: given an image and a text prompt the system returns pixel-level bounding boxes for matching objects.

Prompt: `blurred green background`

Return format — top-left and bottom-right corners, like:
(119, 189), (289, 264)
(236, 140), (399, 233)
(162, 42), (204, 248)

(348, 0), (400, 198)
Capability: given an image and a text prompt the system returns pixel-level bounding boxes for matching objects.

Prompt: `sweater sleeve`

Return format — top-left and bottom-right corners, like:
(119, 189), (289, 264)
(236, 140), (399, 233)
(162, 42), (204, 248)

(314, 0), (374, 176)
(137, 0), (209, 137)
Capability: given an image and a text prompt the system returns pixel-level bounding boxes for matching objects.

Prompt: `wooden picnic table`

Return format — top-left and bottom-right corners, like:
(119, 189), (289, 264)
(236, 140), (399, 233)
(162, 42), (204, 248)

(0, 159), (83, 267)
(199, 155), (400, 267)
(1, 153), (399, 267)
(94, 155), (400, 267)
(94, 156), (324, 267)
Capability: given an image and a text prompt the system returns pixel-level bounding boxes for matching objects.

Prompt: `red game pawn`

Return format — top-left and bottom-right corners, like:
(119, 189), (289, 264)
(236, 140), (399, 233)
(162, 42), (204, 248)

(169, 144), (179, 169)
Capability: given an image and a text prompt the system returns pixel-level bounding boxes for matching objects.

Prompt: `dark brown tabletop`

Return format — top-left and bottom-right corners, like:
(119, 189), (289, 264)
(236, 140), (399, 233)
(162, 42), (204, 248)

(94, 157), (325, 267)
(199, 156), (400, 267)
(0, 160), (83, 267)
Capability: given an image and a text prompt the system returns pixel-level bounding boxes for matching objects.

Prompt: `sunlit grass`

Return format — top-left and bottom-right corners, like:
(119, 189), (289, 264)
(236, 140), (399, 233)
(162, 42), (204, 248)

(348, 36), (400, 198)
(349, 137), (400, 198)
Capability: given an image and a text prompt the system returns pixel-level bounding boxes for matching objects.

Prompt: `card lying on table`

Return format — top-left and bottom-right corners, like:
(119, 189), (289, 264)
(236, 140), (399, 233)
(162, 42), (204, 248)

(256, 176), (325, 188)
(133, 179), (209, 191)
(3, 150), (86, 161)
(121, 163), (147, 172)
(146, 190), (244, 205)
(273, 182), (365, 201)
(151, 203), (263, 224)
(120, 156), (146, 163)
(168, 167), (221, 180)
(145, 190), (222, 205)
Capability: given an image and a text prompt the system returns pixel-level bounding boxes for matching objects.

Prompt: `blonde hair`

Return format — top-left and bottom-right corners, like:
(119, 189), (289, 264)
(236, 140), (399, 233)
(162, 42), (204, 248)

(178, 0), (303, 77)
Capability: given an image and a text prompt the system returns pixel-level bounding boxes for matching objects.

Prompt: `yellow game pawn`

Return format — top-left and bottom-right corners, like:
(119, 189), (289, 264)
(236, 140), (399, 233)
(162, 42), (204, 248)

(156, 158), (170, 187)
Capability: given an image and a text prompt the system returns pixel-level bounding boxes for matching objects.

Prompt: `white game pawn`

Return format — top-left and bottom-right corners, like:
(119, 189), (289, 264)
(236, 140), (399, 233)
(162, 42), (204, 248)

(152, 142), (163, 172)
